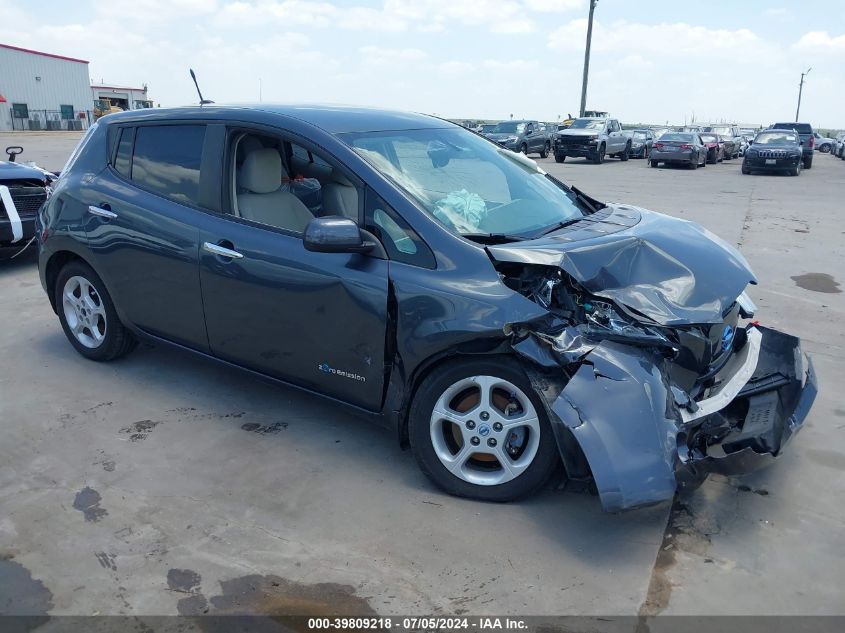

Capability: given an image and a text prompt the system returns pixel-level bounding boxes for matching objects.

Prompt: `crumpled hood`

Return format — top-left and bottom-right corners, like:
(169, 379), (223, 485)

(487, 204), (757, 326)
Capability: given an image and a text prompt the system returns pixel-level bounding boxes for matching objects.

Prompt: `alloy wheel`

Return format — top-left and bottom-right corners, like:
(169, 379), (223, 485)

(62, 276), (107, 349)
(429, 375), (541, 486)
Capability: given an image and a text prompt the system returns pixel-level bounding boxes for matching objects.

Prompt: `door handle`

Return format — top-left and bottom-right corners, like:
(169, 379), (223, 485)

(203, 241), (244, 259)
(88, 205), (117, 219)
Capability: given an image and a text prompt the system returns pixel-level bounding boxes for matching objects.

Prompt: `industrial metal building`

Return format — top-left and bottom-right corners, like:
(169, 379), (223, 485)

(0, 43), (155, 132)
(0, 43), (93, 131)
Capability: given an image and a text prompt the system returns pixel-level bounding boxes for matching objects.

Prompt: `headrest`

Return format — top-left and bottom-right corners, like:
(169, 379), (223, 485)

(239, 148), (285, 194)
(330, 170), (353, 187)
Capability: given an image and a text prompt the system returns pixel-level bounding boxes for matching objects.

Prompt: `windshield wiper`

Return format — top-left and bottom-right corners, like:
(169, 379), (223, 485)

(570, 186), (599, 213)
(462, 232), (527, 244)
(533, 217), (583, 239)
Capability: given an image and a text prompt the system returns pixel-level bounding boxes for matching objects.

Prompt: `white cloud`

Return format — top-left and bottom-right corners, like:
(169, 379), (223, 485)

(793, 30), (845, 53)
(548, 19), (771, 59)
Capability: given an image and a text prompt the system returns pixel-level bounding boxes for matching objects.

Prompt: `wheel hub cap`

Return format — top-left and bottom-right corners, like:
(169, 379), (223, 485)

(62, 276), (107, 349)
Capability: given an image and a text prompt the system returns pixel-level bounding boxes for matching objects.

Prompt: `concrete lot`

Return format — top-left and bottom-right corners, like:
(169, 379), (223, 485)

(1, 133), (843, 618)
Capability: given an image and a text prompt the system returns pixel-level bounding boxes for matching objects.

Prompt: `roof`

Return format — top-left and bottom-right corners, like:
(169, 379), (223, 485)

(105, 103), (451, 134)
(92, 85), (147, 93)
(0, 42), (88, 64)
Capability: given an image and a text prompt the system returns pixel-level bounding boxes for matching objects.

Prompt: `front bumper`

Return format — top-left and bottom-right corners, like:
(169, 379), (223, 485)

(744, 155), (801, 171)
(0, 216), (36, 246)
(676, 326), (816, 480)
(517, 324), (816, 512)
(554, 139), (598, 158)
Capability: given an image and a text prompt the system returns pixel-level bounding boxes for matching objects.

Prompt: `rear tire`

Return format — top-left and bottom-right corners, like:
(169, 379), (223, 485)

(620, 142), (630, 161)
(803, 155), (813, 169)
(650, 159), (658, 168)
(55, 261), (137, 362)
(819, 143), (830, 153)
(408, 357), (560, 502)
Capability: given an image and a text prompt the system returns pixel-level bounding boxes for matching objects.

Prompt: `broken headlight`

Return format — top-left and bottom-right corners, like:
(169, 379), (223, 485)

(584, 301), (676, 351)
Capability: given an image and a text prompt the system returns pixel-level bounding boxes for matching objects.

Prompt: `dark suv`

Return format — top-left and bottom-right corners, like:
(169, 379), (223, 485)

(37, 105), (816, 512)
(770, 122), (815, 169)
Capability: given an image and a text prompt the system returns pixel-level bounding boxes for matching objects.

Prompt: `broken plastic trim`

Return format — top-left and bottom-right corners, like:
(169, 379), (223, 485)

(0, 185), (23, 243)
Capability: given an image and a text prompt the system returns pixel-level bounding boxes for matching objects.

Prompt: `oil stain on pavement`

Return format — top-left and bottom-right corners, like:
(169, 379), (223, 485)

(169, 570), (376, 622)
(72, 487), (108, 522)
(0, 556), (54, 616)
(790, 272), (841, 293)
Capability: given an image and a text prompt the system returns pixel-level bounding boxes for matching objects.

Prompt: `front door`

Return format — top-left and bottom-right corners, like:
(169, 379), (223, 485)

(198, 217), (389, 410)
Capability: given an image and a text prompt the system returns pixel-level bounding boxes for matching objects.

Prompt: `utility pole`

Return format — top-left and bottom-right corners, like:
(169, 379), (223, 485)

(795, 67), (811, 121)
(579, 0), (599, 117)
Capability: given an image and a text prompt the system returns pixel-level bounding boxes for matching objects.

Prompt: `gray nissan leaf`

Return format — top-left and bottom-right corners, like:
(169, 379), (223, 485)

(37, 105), (817, 512)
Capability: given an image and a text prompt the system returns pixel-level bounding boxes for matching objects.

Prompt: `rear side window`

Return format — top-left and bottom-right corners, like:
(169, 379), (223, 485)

(114, 127), (134, 179)
(131, 125), (206, 206)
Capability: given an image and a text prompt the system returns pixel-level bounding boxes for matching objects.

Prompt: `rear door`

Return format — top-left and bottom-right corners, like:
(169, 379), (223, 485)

(84, 122), (211, 351)
(198, 126), (390, 410)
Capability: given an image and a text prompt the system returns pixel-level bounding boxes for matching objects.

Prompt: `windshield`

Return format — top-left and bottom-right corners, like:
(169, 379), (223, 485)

(491, 121), (525, 134)
(632, 131), (648, 139)
(340, 127), (585, 239)
(700, 134), (718, 142)
(754, 132), (798, 145)
(569, 119), (605, 130)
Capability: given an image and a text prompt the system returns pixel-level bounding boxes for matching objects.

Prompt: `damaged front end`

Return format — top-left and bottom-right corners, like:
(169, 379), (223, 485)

(492, 206), (817, 511)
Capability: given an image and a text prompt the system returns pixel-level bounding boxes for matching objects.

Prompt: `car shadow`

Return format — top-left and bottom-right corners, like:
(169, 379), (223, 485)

(29, 323), (672, 564)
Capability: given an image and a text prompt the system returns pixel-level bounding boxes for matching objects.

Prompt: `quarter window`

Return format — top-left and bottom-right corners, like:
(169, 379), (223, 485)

(113, 127), (134, 179)
(131, 125), (206, 206)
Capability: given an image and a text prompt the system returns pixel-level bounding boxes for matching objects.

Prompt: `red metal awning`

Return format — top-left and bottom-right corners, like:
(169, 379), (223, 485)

(0, 94), (7, 103)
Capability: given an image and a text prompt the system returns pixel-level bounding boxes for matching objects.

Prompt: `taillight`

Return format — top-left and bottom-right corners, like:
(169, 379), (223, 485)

(654, 143), (664, 150)
(808, 136), (814, 148)
(679, 144), (692, 150)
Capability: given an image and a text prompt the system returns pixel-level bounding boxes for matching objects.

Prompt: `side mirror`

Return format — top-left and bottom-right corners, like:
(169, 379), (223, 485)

(5, 146), (23, 162)
(303, 216), (373, 254)
(748, 140), (753, 145)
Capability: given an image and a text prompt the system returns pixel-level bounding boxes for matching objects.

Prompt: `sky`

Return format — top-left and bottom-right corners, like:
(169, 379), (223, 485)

(1, 0), (844, 127)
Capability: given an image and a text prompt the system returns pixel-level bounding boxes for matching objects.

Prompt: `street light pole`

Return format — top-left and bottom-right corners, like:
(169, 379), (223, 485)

(795, 67), (811, 122)
(579, 0), (599, 117)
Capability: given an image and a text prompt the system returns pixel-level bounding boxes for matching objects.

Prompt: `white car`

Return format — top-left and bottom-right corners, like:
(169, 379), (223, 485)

(813, 132), (835, 153)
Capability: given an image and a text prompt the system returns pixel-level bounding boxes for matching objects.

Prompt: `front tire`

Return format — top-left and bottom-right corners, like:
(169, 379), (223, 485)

(819, 143), (831, 153)
(620, 142), (630, 161)
(540, 142), (549, 159)
(592, 144), (606, 164)
(520, 143), (528, 155)
(408, 357), (559, 502)
(650, 159), (658, 168)
(554, 153), (566, 163)
(55, 261), (136, 361)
